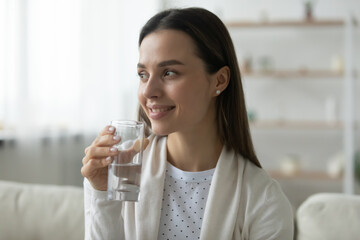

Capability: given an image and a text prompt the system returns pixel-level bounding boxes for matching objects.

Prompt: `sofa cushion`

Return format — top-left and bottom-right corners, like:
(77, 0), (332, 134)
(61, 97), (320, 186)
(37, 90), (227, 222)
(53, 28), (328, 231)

(0, 180), (84, 240)
(296, 193), (360, 240)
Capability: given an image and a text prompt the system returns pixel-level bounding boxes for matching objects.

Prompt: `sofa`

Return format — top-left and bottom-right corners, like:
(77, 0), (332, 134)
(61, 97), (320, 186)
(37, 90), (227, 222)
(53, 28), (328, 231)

(0, 180), (359, 240)
(0, 180), (84, 240)
(296, 192), (360, 240)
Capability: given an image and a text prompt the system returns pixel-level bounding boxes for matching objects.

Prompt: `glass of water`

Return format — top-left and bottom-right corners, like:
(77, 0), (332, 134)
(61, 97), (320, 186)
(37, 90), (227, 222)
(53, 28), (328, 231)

(107, 120), (145, 201)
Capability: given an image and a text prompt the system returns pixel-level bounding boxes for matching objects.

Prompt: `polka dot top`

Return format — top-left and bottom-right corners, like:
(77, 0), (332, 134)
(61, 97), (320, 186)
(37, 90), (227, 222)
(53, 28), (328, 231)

(157, 162), (215, 240)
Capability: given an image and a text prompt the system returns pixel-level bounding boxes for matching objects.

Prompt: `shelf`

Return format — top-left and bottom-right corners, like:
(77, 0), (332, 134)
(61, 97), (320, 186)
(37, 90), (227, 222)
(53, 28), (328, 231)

(242, 69), (344, 79)
(228, 15), (358, 193)
(226, 19), (357, 28)
(269, 170), (341, 181)
(250, 120), (343, 130)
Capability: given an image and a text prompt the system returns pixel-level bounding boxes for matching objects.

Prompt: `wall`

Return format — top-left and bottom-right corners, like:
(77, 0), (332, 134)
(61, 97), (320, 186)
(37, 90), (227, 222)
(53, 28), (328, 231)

(0, 0), (162, 187)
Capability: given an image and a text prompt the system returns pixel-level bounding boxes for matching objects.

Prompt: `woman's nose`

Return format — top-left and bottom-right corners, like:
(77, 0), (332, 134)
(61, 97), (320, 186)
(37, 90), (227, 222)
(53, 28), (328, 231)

(142, 76), (161, 99)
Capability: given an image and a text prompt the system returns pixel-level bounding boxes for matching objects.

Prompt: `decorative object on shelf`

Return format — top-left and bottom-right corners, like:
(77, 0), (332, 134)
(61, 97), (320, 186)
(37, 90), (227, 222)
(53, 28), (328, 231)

(279, 154), (301, 176)
(324, 97), (337, 126)
(259, 9), (269, 23)
(331, 55), (344, 73)
(303, 0), (317, 21)
(258, 55), (274, 72)
(241, 54), (253, 73)
(326, 152), (344, 179)
(355, 151), (360, 184)
(247, 109), (257, 122)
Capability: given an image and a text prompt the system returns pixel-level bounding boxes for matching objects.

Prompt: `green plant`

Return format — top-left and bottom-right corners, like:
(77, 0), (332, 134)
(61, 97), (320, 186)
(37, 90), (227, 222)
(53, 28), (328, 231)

(355, 151), (360, 184)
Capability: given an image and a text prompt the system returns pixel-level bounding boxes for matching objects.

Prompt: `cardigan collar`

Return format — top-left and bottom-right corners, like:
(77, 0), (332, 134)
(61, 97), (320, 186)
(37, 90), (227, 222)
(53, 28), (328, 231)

(200, 146), (245, 240)
(129, 136), (245, 240)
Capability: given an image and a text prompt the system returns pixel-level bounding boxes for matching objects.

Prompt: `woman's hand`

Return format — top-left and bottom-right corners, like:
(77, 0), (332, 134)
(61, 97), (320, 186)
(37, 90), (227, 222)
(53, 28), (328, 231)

(81, 125), (150, 191)
(81, 125), (121, 191)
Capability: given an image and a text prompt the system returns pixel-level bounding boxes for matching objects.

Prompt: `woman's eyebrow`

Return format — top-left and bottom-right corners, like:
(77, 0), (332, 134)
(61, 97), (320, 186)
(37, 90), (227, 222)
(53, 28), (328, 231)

(137, 59), (185, 69)
(158, 59), (184, 67)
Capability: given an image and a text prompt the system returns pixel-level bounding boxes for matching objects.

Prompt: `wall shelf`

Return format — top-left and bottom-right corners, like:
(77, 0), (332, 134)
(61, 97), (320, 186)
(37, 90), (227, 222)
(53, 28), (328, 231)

(228, 15), (358, 194)
(226, 19), (357, 28)
(268, 170), (341, 181)
(250, 120), (344, 130)
(242, 69), (344, 79)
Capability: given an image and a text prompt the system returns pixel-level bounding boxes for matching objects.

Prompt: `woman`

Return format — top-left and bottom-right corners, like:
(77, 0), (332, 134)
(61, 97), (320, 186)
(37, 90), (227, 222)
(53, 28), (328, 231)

(81, 7), (294, 240)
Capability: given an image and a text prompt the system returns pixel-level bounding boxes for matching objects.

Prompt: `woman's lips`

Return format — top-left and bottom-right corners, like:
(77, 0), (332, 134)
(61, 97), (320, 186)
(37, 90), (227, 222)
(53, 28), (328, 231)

(147, 105), (175, 120)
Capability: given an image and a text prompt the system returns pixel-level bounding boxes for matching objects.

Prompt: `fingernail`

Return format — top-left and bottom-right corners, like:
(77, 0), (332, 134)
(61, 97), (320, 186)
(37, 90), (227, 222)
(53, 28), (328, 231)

(108, 126), (114, 132)
(106, 156), (112, 162)
(113, 136), (121, 141)
(110, 147), (117, 152)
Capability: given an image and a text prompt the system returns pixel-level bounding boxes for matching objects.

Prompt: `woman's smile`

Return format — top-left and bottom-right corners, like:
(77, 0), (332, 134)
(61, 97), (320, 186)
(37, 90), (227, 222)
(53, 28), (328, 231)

(147, 104), (176, 120)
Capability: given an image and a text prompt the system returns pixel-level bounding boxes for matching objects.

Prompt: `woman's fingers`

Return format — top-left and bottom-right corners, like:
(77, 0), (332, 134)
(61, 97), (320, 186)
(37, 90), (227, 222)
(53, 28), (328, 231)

(81, 136), (150, 184)
(82, 146), (119, 165)
(81, 125), (121, 189)
(100, 125), (116, 136)
(89, 157), (112, 169)
(89, 146), (119, 158)
(85, 134), (121, 155)
(81, 157), (112, 178)
(82, 125), (150, 179)
(84, 125), (117, 153)
(95, 134), (121, 147)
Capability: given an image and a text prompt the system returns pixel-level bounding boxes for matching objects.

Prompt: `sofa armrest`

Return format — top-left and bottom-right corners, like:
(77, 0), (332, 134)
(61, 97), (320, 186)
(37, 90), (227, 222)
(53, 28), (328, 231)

(0, 180), (84, 240)
(296, 193), (360, 240)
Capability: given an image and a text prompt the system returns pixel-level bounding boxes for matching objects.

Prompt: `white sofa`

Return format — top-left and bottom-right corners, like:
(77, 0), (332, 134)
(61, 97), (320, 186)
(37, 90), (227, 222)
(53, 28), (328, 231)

(0, 180), (84, 240)
(296, 192), (360, 240)
(0, 180), (359, 240)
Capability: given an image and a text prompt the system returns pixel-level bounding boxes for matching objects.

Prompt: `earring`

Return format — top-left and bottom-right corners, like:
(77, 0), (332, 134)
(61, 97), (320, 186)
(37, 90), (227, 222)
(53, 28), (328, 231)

(216, 90), (221, 95)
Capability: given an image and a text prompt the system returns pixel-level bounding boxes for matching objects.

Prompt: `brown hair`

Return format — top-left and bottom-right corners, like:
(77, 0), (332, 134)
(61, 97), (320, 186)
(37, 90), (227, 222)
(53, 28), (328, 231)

(137, 7), (261, 168)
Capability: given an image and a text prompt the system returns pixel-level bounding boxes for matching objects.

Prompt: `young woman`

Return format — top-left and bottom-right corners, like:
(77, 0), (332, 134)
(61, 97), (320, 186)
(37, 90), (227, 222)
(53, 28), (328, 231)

(81, 7), (294, 240)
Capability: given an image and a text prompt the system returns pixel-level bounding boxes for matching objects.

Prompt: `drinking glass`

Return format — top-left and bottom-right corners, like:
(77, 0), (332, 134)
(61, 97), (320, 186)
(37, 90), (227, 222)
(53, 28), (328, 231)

(107, 120), (145, 201)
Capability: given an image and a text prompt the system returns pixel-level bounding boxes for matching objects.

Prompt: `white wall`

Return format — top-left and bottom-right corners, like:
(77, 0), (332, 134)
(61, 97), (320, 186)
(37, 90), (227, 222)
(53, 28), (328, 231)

(0, 0), (162, 186)
(80, 0), (163, 131)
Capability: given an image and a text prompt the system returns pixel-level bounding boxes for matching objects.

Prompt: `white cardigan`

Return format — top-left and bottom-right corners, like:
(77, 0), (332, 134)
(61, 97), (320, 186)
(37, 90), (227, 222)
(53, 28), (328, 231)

(84, 135), (294, 240)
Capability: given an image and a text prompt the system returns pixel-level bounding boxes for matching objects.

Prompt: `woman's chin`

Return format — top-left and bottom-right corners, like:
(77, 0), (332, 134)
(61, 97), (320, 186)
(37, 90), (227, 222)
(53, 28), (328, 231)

(151, 125), (172, 136)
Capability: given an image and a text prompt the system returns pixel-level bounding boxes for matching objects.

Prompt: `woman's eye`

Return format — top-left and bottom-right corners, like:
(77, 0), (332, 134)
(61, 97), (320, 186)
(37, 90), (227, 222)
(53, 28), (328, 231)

(138, 72), (148, 80)
(164, 71), (177, 77)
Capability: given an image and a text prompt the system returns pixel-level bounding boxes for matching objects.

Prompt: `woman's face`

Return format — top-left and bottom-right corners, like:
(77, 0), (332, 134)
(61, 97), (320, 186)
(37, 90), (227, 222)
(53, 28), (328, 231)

(137, 29), (218, 136)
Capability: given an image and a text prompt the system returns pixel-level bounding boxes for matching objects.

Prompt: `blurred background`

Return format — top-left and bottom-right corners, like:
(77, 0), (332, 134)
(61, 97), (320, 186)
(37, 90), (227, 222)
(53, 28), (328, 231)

(0, 0), (359, 210)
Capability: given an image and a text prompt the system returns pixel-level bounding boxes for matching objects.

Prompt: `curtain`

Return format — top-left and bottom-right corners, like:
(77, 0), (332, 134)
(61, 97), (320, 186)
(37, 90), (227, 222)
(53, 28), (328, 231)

(0, 0), (160, 139)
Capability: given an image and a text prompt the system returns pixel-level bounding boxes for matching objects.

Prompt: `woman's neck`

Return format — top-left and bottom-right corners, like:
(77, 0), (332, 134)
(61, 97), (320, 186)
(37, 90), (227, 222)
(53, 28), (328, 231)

(166, 128), (222, 172)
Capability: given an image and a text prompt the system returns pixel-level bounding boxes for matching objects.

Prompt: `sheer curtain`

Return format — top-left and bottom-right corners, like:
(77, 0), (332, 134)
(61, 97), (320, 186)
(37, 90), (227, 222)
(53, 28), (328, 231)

(0, 0), (160, 139)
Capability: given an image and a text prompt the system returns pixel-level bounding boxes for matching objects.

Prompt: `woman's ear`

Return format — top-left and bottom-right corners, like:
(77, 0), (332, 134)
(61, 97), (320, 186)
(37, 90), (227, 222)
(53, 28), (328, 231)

(213, 66), (230, 96)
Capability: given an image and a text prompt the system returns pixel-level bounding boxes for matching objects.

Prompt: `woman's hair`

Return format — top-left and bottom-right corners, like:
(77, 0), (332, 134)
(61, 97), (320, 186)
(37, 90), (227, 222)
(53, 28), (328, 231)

(137, 7), (261, 168)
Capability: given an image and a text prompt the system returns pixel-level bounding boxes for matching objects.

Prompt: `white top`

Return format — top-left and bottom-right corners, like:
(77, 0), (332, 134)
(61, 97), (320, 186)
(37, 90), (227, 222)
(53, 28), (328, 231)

(84, 135), (294, 240)
(157, 162), (215, 240)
